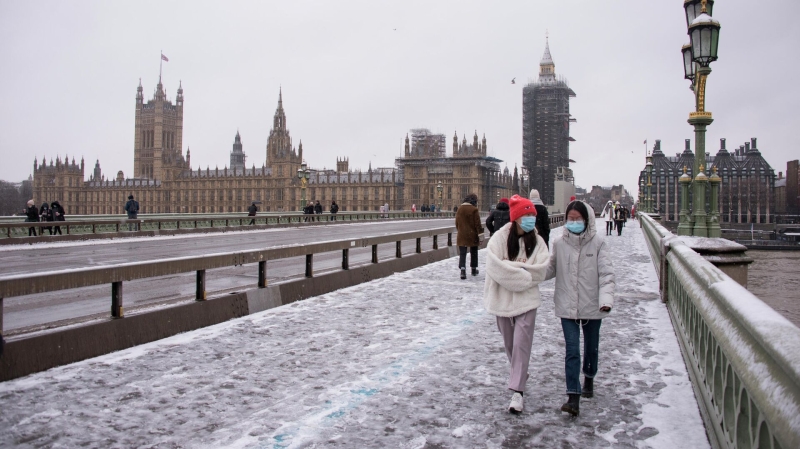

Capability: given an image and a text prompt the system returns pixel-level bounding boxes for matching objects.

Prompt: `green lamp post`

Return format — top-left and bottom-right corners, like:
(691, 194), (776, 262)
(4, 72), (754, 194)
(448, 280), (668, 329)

(436, 181), (443, 212)
(646, 153), (654, 213)
(680, 0), (721, 236)
(297, 161), (310, 211)
(677, 166), (693, 235)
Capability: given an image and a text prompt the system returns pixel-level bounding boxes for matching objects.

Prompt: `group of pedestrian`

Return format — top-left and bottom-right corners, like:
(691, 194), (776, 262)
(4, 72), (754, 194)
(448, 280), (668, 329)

(301, 200), (340, 222)
(23, 199), (66, 236)
(461, 191), (615, 417)
(600, 201), (629, 236)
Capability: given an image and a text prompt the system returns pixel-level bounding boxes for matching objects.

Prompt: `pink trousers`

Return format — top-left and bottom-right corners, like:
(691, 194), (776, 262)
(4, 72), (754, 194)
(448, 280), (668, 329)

(496, 308), (538, 392)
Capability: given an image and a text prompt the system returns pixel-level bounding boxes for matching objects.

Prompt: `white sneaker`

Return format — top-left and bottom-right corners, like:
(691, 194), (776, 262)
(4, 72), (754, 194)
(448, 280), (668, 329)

(508, 392), (523, 414)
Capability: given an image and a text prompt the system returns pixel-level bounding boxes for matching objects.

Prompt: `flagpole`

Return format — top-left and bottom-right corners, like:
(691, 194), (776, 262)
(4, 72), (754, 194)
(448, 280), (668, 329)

(159, 50), (162, 83)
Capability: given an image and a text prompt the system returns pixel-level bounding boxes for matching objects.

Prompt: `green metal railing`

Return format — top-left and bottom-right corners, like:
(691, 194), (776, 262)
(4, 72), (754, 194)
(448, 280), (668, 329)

(639, 213), (800, 449)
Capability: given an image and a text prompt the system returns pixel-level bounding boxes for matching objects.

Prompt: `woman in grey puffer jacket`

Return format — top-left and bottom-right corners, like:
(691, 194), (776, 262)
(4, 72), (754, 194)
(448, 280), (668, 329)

(545, 200), (615, 416)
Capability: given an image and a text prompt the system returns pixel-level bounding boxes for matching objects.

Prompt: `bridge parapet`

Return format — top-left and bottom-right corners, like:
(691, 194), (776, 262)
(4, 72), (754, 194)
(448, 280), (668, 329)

(639, 213), (800, 449)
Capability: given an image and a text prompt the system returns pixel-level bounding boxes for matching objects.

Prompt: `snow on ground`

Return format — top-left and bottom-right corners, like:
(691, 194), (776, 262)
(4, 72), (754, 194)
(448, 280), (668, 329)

(0, 219), (709, 448)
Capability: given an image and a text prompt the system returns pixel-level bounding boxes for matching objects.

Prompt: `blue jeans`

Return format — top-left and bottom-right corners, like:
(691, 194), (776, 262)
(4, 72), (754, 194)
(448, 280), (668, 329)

(560, 318), (602, 395)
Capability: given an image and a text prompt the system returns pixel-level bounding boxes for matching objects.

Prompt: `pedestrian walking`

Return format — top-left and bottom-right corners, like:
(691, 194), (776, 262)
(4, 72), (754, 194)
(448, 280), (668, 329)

(24, 199), (39, 236)
(485, 197), (510, 237)
(384, 202), (390, 219)
(314, 200), (322, 221)
(484, 194), (549, 414)
(248, 202), (258, 225)
(613, 201), (625, 236)
(455, 193), (483, 280)
(546, 200), (615, 416)
(411, 203), (417, 214)
(529, 189), (551, 248)
(303, 203), (314, 222)
(600, 201), (614, 236)
(330, 200), (339, 220)
(51, 200), (66, 235)
(124, 195), (139, 231)
(39, 202), (53, 235)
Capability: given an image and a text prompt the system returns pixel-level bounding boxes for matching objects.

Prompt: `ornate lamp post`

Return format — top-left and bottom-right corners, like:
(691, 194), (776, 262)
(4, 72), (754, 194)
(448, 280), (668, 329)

(436, 181), (443, 212)
(296, 161), (310, 211)
(678, 166), (693, 235)
(679, 0), (721, 236)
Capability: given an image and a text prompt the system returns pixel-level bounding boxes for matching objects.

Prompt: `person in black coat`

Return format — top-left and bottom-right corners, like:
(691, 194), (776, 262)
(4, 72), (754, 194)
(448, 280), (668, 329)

(39, 202), (53, 235)
(247, 202), (258, 225)
(330, 201), (339, 220)
(529, 189), (551, 247)
(50, 200), (66, 235)
(24, 200), (39, 236)
(485, 198), (510, 236)
(314, 200), (323, 221)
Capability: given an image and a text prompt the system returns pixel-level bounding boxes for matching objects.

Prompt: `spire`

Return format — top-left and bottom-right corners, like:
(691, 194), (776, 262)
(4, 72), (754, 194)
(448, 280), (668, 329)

(538, 32), (557, 82)
(278, 86), (283, 109)
(540, 34), (554, 66)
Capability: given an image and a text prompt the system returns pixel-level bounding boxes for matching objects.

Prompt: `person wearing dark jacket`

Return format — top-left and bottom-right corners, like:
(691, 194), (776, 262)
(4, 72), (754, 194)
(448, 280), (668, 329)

(303, 203), (314, 222)
(314, 201), (323, 221)
(51, 200), (66, 235)
(248, 202), (258, 225)
(39, 202), (53, 235)
(24, 200), (39, 236)
(124, 195), (139, 231)
(485, 198), (510, 236)
(455, 193), (484, 279)
(529, 189), (551, 247)
(330, 201), (339, 220)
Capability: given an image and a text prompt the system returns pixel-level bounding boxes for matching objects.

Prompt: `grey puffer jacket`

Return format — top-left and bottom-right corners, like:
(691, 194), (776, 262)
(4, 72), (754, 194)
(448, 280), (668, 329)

(545, 202), (615, 319)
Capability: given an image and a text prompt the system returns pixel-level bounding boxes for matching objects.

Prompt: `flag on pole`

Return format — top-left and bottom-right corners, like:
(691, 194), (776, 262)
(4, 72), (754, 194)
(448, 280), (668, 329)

(643, 139), (647, 145)
(161, 53), (169, 62)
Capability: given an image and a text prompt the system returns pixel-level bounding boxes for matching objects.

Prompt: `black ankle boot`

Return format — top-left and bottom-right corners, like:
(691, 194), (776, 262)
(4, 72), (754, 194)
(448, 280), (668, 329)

(471, 267), (479, 276)
(560, 394), (580, 416)
(582, 377), (594, 398)
(460, 268), (467, 280)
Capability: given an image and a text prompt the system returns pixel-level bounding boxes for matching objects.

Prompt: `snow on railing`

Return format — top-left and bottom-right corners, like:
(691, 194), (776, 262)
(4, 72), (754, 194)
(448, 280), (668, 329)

(639, 213), (800, 449)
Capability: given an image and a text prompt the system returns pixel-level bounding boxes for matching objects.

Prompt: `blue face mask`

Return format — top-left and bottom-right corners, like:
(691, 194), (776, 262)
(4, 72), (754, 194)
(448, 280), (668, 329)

(565, 220), (585, 234)
(519, 216), (536, 232)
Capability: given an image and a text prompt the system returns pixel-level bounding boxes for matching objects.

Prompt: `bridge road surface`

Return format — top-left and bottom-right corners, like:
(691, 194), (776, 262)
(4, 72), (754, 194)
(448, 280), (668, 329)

(0, 218), (709, 448)
(0, 220), (454, 333)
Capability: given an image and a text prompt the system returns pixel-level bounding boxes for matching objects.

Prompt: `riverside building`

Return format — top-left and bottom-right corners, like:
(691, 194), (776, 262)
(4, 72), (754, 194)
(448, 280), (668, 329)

(32, 81), (510, 214)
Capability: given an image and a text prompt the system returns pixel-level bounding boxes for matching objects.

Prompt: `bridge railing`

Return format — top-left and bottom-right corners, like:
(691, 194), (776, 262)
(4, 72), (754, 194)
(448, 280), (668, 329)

(0, 210), (456, 240)
(638, 213), (800, 449)
(0, 225), (456, 334)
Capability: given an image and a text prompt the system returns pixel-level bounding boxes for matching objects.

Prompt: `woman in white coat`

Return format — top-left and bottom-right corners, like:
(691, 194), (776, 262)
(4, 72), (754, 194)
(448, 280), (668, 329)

(484, 195), (550, 414)
(546, 200), (615, 416)
(600, 200), (614, 236)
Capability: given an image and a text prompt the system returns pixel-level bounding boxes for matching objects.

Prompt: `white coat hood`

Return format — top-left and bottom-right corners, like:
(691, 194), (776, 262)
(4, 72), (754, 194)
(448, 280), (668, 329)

(484, 224), (550, 317)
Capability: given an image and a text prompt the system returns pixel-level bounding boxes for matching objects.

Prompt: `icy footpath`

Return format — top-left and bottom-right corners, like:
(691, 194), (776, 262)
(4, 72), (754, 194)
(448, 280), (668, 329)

(0, 219), (708, 448)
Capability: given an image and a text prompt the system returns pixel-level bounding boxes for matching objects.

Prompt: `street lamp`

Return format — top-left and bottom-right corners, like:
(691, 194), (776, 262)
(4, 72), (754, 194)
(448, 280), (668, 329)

(646, 153), (654, 213)
(679, 0), (721, 237)
(297, 161), (310, 211)
(436, 181), (443, 213)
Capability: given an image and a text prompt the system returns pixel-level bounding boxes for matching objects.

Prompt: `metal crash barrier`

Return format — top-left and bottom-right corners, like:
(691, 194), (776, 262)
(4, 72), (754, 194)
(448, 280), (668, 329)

(0, 226), (456, 333)
(639, 213), (800, 449)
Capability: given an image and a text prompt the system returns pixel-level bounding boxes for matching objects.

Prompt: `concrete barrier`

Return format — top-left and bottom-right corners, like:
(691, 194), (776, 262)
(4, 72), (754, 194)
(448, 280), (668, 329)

(0, 244), (472, 382)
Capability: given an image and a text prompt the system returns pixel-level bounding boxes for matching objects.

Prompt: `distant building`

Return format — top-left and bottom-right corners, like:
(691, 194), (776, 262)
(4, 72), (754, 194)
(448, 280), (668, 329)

(788, 160), (799, 215)
(522, 37), (576, 206)
(775, 171), (787, 214)
(638, 138), (777, 223)
(32, 80), (505, 214)
(396, 131), (513, 211)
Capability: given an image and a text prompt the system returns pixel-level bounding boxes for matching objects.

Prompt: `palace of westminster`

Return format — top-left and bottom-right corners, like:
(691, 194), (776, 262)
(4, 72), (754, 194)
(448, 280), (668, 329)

(31, 77), (518, 215)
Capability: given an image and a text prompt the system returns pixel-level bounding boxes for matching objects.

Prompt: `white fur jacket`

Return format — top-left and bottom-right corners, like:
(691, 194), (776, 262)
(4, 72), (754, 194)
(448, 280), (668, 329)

(483, 223), (551, 317)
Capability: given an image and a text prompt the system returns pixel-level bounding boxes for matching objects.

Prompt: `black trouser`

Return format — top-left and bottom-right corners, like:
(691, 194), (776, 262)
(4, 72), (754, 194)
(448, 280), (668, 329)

(605, 221), (613, 235)
(53, 226), (62, 235)
(249, 217), (256, 225)
(615, 220), (625, 236)
(458, 246), (478, 269)
(28, 226), (36, 236)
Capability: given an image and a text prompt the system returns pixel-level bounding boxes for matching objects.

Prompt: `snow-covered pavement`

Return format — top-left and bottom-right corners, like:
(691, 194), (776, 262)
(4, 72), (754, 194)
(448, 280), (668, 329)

(0, 219), (709, 448)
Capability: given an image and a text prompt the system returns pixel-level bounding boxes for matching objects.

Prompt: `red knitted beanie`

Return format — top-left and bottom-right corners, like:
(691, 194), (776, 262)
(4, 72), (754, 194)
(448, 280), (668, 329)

(509, 194), (536, 222)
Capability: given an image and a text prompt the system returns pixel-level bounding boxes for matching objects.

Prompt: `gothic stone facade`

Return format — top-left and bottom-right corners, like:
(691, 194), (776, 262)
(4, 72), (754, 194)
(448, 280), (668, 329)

(33, 83), (504, 214)
(638, 138), (776, 224)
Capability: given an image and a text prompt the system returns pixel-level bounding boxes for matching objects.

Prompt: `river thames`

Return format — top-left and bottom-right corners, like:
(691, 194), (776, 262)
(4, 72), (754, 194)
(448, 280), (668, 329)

(747, 249), (800, 328)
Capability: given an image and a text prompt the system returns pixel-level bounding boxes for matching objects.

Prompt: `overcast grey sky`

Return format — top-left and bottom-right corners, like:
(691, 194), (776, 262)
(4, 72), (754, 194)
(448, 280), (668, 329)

(1, 0), (798, 198)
